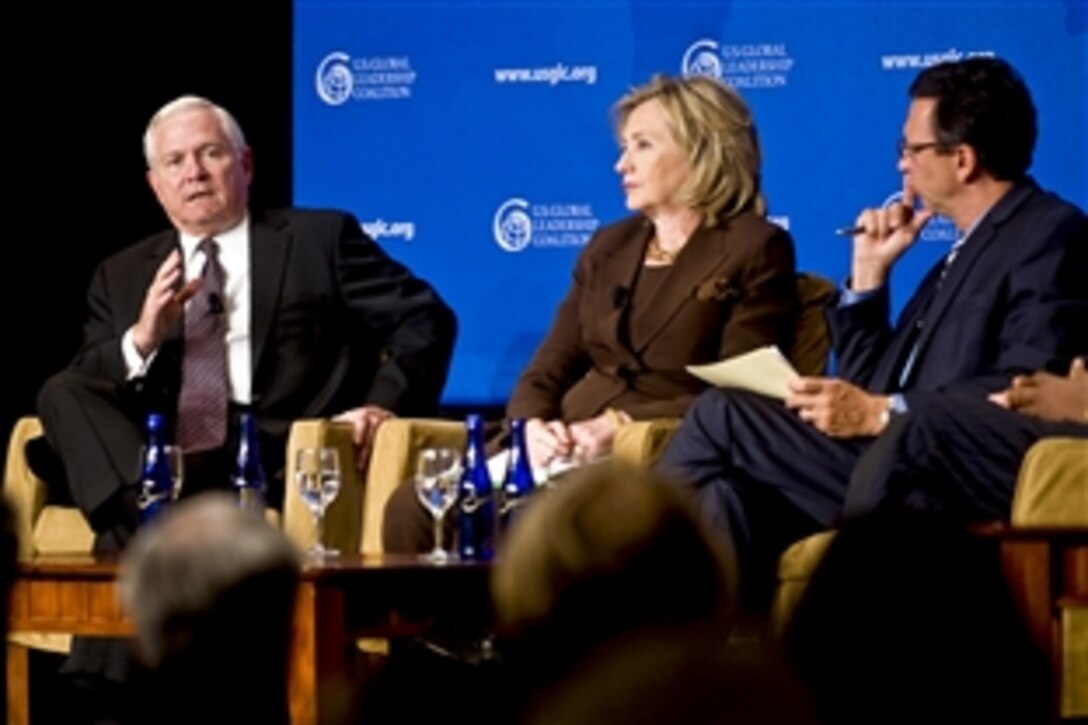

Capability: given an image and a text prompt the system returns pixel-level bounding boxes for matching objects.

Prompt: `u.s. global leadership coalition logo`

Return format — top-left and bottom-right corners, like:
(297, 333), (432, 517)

(315, 50), (418, 106)
(681, 39), (724, 79)
(681, 38), (794, 90)
(315, 52), (354, 106)
(493, 197), (601, 253)
(493, 198), (534, 252)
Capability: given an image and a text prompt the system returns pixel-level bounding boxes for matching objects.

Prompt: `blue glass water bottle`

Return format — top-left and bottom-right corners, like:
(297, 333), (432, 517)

(138, 412), (173, 525)
(499, 418), (535, 536)
(457, 413), (495, 560)
(233, 412), (268, 514)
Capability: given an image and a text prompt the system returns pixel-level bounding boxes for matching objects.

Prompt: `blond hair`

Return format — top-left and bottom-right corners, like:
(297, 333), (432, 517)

(614, 74), (765, 224)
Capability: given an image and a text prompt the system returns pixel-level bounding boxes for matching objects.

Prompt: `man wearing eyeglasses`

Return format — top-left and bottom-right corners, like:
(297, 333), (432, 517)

(658, 56), (1086, 611)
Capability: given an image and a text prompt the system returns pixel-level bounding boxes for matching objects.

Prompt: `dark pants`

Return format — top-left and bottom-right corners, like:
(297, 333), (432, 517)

(846, 392), (1088, 521)
(656, 389), (870, 608)
(36, 369), (239, 689)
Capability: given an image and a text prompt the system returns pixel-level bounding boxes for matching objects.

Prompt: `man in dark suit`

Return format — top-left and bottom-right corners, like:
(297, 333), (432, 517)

(33, 94), (457, 708)
(658, 57), (1086, 607)
(37, 95), (456, 548)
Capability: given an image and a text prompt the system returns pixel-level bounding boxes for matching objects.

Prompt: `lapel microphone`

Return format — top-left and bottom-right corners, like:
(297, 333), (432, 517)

(208, 292), (224, 316)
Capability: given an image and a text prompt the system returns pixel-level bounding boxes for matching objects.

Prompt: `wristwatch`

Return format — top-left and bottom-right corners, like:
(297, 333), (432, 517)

(878, 394), (908, 430)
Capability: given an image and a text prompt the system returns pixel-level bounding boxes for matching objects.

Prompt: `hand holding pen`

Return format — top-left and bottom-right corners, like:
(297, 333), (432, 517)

(841, 181), (934, 292)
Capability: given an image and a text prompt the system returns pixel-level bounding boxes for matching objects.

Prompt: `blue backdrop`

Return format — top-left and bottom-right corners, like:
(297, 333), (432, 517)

(293, 0), (1086, 406)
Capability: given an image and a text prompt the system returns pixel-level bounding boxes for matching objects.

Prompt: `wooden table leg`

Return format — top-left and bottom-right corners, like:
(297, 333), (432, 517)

(7, 641), (30, 725)
(289, 583), (318, 725)
(289, 581), (349, 725)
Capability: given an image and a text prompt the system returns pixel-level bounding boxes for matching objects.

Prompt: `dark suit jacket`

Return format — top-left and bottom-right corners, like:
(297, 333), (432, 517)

(70, 208), (456, 491)
(507, 211), (798, 422)
(829, 179), (1087, 405)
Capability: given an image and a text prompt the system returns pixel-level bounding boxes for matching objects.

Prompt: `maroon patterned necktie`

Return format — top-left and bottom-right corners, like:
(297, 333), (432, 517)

(176, 238), (229, 452)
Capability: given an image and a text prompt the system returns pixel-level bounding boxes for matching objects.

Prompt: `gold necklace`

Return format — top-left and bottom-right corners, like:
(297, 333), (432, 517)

(646, 236), (681, 264)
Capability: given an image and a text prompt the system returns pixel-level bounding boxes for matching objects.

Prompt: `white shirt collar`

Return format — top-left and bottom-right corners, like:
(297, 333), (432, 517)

(178, 214), (250, 265)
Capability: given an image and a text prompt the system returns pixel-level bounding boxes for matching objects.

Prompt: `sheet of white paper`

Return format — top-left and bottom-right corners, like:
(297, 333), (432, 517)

(685, 345), (798, 400)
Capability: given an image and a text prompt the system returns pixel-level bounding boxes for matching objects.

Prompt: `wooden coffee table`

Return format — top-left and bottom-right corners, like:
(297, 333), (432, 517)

(7, 553), (492, 725)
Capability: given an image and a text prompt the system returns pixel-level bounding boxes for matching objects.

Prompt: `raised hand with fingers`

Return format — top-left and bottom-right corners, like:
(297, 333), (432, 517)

(132, 249), (202, 358)
(850, 181), (935, 292)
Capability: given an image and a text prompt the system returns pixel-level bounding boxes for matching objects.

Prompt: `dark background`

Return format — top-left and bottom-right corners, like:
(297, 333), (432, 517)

(4, 1), (293, 442)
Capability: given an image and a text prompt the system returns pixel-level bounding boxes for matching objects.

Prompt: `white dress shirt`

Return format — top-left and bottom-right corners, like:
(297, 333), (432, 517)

(122, 215), (253, 403)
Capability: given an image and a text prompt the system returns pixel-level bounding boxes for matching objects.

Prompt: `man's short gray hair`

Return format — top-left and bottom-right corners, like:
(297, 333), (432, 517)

(143, 95), (248, 168)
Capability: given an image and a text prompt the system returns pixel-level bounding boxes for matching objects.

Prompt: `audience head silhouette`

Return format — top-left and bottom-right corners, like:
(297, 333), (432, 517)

(523, 625), (819, 725)
(492, 461), (738, 687)
(119, 492), (301, 724)
(785, 511), (1049, 725)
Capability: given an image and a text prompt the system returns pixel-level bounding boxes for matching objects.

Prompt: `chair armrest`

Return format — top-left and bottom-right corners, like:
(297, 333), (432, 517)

(3, 417), (48, 559)
(1011, 437), (1088, 527)
(363, 418), (466, 554)
(284, 419), (363, 554)
(613, 418), (682, 468)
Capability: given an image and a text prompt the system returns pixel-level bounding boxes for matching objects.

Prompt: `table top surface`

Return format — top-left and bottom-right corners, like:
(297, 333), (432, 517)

(15, 551), (492, 579)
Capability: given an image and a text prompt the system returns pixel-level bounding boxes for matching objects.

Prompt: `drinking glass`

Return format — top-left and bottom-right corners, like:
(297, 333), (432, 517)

(413, 447), (462, 562)
(295, 447), (342, 556)
(137, 444), (185, 504)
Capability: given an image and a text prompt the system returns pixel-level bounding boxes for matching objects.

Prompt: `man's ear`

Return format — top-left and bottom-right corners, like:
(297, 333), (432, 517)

(955, 143), (979, 183)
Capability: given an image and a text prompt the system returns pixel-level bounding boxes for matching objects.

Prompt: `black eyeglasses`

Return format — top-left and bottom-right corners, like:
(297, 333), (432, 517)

(898, 139), (945, 159)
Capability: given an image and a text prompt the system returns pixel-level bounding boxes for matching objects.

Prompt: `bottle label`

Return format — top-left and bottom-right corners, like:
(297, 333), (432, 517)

(459, 489), (490, 514)
(499, 494), (526, 519)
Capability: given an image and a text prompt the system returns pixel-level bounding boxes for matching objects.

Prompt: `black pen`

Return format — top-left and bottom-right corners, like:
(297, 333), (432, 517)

(835, 225), (865, 237)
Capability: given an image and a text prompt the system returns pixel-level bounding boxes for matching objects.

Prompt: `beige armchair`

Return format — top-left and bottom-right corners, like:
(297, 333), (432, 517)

(360, 418), (466, 554)
(613, 426), (1087, 718)
(770, 436), (1088, 719)
(3, 415), (365, 653)
(3, 417), (363, 560)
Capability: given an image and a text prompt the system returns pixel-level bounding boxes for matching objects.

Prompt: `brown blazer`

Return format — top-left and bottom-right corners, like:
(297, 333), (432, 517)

(507, 211), (799, 422)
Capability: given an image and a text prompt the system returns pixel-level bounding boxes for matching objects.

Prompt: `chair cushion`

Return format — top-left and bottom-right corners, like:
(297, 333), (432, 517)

(613, 419), (681, 468)
(1011, 437), (1088, 526)
(787, 273), (835, 377)
(31, 506), (95, 554)
(770, 530), (837, 635)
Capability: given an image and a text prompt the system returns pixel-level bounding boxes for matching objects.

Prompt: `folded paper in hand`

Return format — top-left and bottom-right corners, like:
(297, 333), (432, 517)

(686, 345), (798, 400)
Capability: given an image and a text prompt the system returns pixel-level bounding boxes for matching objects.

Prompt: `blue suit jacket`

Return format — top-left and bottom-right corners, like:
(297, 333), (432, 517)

(828, 179), (1087, 406)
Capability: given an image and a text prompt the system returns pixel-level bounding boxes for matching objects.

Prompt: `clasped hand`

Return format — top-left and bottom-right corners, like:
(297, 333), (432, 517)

(526, 413), (617, 471)
(989, 358), (1087, 423)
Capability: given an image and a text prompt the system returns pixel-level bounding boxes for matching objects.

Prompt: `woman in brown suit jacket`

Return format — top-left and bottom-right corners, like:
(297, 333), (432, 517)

(511, 73), (799, 470)
(383, 74), (798, 552)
